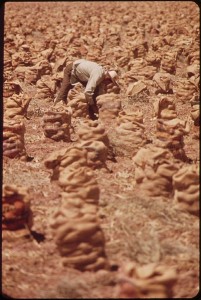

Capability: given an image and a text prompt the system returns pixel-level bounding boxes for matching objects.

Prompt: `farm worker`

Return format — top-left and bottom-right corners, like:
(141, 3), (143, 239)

(54, 59), (119, 117)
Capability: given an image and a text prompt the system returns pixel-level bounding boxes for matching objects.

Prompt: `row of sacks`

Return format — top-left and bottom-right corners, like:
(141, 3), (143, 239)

(65, 81), (120, 119)
(3, 103), (72, 159)
(3, 83), (114, 158)
(3, 83), (123, 162)
(4, 7), (123, 105)
(44, 147), (109, 271)
(3, 82), (84, 154)
(43, 82), (120, 129)
(42, 81), (114, 165)
(119, 3), (199, 129)
(3, 101), (72, 160)
(4, 2), (199, 104)
(126, 44), (178, 74)
(152, 70), (200, 114)
(4, 2), (198, 65)
(3, 83), (88, 158)
(4, 54), (57, 104)
(4, 4), (199, 138)
(3, 101), (73, 159)
(44, 119), (110, 175)
(124, 63), (199, 107)
(3, 80), (30, 161)
(44, 115), (113, 271)
(132, 145), (199, 216)
(95, 93), (165, 163)
(131, 96), (199, 215)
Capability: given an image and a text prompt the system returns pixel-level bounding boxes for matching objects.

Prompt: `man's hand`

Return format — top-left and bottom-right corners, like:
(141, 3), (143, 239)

(84, 91), (94, 105)
(89, 103), (98, 114)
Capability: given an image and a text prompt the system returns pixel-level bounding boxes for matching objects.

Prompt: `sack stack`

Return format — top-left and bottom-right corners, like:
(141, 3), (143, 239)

(132, 40), (148, 59)
(133, 146), (182, 197)
(96, 93), (122, 122)
(77, 120), (109, 168)
(3, 81), (22, 98)
(50, 190), (109, 271)
(58, 166), (100, 202)
(35, 75), (56, 100)
(2, 184), (33, 238)
(153, 72), (173, 94)
(67, 83), (89, 118)
(172, 164), (199, 216)
(44, 147), (88, 180)
(161, 51), (177, 74)
(42, 104), (71, 141)
(3, 119), (27, 160)
(4, 93), (31, 119)
(108, 109), (147, 157)
(45, 147), (109, 271)
(153, 97), (190, 160)
(174, 78), (197, 103)
(118, 262), (177, 298)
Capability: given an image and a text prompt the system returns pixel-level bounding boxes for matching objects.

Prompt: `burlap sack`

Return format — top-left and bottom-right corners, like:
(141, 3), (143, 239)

(118, 262), (177, 298)
(173, 164), (199, 215)
(2, 184), (33, 234)
(133, 145), (182, 197)
(3, 119), (27, 160)
(42, 104), (71, 141)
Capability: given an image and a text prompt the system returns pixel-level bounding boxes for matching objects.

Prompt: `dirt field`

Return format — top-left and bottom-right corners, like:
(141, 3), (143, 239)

(2, 1), (200, 299)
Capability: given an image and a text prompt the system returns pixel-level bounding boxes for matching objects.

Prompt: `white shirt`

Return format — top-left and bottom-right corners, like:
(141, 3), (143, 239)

(71, 59), (105, 104)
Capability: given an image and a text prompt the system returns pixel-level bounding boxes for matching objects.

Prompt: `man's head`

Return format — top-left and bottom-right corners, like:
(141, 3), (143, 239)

(105, 70), (120, 87)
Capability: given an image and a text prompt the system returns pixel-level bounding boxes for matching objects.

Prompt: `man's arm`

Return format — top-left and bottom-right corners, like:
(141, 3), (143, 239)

(54, 62), (73, 104)
(84, 69), (104, 105)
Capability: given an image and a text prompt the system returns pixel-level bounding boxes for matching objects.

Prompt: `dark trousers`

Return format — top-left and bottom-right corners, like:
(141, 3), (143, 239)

(56, 62), (73, 102)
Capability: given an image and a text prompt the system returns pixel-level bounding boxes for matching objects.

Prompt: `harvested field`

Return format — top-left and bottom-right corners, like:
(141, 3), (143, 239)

(2, 1), (200, 299)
